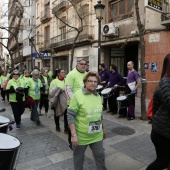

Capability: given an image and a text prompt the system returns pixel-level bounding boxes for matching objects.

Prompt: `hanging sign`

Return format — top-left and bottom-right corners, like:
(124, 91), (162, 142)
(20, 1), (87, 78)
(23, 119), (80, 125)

(147, 0), (163, 12)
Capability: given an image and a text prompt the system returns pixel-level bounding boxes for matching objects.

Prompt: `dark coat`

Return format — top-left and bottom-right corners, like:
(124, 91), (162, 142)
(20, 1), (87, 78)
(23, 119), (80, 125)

(152, 78), (170, 140)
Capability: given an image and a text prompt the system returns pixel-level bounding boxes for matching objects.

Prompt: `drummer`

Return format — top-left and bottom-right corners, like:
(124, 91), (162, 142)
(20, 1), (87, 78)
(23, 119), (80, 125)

(99, 63), (110, 110)
(107, 64), (124, 115)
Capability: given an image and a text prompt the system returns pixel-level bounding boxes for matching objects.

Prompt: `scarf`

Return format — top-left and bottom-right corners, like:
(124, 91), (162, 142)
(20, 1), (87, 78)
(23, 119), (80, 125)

(58, 76), (64, 81)
(32, 77), (39, 94)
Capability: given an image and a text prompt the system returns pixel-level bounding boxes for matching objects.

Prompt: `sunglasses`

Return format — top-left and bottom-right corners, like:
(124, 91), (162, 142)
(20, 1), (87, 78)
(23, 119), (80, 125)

(13, 73), (19, 75)
(79, 63), (87, 66)
(86, 80), (98, 84)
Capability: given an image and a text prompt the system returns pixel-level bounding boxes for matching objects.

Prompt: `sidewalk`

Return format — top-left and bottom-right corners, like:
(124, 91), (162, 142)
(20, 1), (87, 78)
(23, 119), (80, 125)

(0, 98), (154, 170)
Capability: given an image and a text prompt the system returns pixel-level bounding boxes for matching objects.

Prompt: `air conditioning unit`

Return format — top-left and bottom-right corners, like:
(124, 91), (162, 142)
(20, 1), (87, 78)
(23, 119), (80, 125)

(102, 23), (118, 36)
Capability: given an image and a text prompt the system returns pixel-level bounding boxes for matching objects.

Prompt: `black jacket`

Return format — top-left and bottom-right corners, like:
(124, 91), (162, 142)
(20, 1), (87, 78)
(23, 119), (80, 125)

(152, 78), (170, 140)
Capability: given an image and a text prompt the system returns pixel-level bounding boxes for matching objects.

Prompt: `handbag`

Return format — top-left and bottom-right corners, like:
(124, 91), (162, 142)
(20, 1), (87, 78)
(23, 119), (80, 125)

(25, 95), (35, 108)
(3, 79), (9, 91)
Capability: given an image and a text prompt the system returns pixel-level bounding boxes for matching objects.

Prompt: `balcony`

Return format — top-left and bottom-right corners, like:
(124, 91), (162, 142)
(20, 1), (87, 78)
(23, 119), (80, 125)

(40, 7), (51, 23)
(52, 0), (68, 15)
(50, 25), (94, 49)
(39, 40), (51, 52)
(161, 2), (170, 26)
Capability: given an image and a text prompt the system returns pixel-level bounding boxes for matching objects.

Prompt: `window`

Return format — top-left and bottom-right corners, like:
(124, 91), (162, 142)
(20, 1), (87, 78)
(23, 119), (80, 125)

(111, 0), (134, 20)
(60, 26), (66, 40)
(37, 31), (40, 43)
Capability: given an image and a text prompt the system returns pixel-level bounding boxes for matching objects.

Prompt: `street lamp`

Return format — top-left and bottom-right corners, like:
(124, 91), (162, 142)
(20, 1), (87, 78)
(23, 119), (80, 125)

(94, 0), (105, 71)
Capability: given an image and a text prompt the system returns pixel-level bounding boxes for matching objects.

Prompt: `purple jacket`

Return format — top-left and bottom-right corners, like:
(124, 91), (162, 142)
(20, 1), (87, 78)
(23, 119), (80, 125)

(99, 69), (110, 83)
(109, 70), (124, 87)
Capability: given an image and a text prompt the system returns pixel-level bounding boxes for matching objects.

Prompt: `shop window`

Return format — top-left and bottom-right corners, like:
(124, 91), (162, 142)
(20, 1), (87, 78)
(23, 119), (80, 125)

(60, 26), (66, 40)
(110, 0), (134, 21)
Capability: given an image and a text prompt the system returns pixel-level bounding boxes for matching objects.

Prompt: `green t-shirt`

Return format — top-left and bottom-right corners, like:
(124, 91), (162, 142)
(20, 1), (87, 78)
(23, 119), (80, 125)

(6, 78), (25, 102)
(50, 78), (65, 90)
(0, 75), (8, 88)
(68, 89), (103, 145)
(65, 68), (87, 93)
(27, 78), (43, 100)
(48, 71), (53, 79)
(7, 73), (11, 78)
(22, 76), (31, 87)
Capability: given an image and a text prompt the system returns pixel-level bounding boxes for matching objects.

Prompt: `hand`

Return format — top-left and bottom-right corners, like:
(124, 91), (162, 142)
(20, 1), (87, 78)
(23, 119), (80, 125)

(114, 84), (118, 88)
(107, 82), (110, 86)
(71, 135), (79, 147)
(103, 128), (106, 140)
(101, 81), (106, 84)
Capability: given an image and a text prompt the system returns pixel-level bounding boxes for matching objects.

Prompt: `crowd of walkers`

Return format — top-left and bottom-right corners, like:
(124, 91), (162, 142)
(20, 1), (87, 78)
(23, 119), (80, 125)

(0, 54), (170, 170)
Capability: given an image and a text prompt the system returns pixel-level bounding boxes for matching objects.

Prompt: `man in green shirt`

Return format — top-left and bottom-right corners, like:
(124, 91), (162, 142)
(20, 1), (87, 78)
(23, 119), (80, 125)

(65, 58), (88, 149)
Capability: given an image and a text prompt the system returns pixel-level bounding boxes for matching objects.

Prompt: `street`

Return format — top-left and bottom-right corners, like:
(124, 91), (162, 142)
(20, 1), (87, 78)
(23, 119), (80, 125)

(0, 98), (155, 170)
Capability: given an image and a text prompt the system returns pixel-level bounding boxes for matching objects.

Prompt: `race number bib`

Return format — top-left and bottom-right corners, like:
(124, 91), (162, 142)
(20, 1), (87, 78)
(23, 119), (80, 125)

(88, 121), (102, 134)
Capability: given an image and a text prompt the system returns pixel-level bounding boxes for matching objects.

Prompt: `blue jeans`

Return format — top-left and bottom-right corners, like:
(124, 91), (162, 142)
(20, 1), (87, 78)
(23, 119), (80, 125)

(73, 140), (107, 170)
(31, 100), (40, 122)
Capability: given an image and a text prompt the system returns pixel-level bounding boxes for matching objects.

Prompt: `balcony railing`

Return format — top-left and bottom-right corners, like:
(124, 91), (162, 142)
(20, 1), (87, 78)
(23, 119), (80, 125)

(39, 40), (51, 51)
(52, 0), (68, 15)
(41, 7), (51, 22)
(50, 25), (94, 48)
(161, 3), (170, 26)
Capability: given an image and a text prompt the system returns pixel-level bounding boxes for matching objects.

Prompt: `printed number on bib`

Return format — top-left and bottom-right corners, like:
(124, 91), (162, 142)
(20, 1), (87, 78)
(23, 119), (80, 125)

(88, 121), (102, 134)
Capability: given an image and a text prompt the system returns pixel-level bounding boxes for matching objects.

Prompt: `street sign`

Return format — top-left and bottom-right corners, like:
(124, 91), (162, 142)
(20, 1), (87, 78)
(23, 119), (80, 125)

(147, 0), (163, 12)
(32, 53), (51, 58)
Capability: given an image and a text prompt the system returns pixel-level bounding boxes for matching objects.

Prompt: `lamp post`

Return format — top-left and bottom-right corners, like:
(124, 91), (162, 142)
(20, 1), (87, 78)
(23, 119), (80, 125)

(94, 0), (105, 72)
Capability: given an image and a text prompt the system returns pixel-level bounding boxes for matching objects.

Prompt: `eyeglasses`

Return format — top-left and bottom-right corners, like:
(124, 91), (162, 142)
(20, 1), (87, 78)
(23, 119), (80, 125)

(13, 73), (19, 75)
(79, 63), (87, 66)
(87, 80), (98, 84)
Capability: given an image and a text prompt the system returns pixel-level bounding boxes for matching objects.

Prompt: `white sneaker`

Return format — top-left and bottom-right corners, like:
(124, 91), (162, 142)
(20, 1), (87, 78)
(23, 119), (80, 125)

(45, 113), (50, 118)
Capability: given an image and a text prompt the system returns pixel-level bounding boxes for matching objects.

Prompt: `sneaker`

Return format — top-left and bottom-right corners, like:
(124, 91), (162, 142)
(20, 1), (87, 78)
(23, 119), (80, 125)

(30, 117), (34, 121)
(64, 130), (68, 134)
(127, 117), (135, 121)
(36, 120), (41, 125)
(56, 126), (61, 132)
(69, 145), (73, 150)
(16, 124), (20, 129)
(39, 110), (43, 116)
(45, 113), (50, 118)
(118, 115), (127, 118)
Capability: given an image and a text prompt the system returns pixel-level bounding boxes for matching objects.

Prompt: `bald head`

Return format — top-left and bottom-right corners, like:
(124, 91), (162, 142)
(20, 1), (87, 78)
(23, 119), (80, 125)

(127, 61), (134, 71)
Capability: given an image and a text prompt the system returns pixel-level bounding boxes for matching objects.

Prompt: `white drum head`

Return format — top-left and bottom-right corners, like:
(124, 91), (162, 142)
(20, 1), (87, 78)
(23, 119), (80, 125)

(0, 133), (20, 149)
(0, 116), (10, 124)
(117, 96), (127, 101)
(101, 88), (112, 95)
(96, 85), (103, 90)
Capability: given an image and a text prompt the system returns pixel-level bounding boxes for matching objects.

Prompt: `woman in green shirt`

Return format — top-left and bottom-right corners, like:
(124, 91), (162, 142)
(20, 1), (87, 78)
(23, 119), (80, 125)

(0, 70), (8, 102)
(27, 69), (43, 125)
(6, 70), (25, 129)
(67, 72), (107, 170)
(50, 69), (68, 133)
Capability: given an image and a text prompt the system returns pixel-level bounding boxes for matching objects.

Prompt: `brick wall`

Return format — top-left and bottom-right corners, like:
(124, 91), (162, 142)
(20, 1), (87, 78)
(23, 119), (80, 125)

(145, 31), (170, 99)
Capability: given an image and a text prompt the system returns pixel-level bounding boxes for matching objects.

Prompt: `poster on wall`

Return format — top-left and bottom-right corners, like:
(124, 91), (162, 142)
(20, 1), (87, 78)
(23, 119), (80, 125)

(147, 0), (163, 12)
(144, 63), (151, 69)
(151, 63), (158, 72)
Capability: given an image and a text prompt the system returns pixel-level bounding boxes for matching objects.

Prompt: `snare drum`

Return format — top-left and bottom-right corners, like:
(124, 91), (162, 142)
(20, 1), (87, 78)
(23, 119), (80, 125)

(0, 116), (10, 133)
(0, 133), (21, 170)
(101, 88), (113, 98)
(96, 85), (103, 95)
(117, 96), (127, 111)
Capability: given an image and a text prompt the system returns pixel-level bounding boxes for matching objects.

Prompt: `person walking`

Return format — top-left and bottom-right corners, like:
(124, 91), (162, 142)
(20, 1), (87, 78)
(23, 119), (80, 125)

(65, 58), (88, 149)
(0, 71), (8, 102)
(146, 54), (170, 170)
(49, 69), (68, 133)
(98, 63), (110, 110)
(39, 68), (51, 117)
(27, 69), (43, 125)
(67, 72), (107, 170)
(6, 70), (25, 129)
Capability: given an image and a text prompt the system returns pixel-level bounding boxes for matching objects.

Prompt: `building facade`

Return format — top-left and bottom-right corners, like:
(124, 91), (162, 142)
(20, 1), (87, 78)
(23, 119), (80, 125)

(100, 0), (170, 99)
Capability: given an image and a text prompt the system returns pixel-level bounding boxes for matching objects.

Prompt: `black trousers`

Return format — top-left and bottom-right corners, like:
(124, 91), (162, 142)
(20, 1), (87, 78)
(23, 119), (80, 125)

(1, 88), (8, 101)
(39, 94), (49, 113)
(10, 102), (25, 125)
(146, 130), (170, 170)
(54, 109), (68, 131)
(108, 88), (119, 112)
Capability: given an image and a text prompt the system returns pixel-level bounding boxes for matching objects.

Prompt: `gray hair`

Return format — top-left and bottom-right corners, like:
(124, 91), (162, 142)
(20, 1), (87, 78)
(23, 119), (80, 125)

(32, 69), (39, 75)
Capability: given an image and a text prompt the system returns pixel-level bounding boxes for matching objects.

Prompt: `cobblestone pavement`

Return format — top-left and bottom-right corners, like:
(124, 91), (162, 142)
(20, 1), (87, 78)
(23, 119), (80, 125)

(0, 98), (155, 170)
